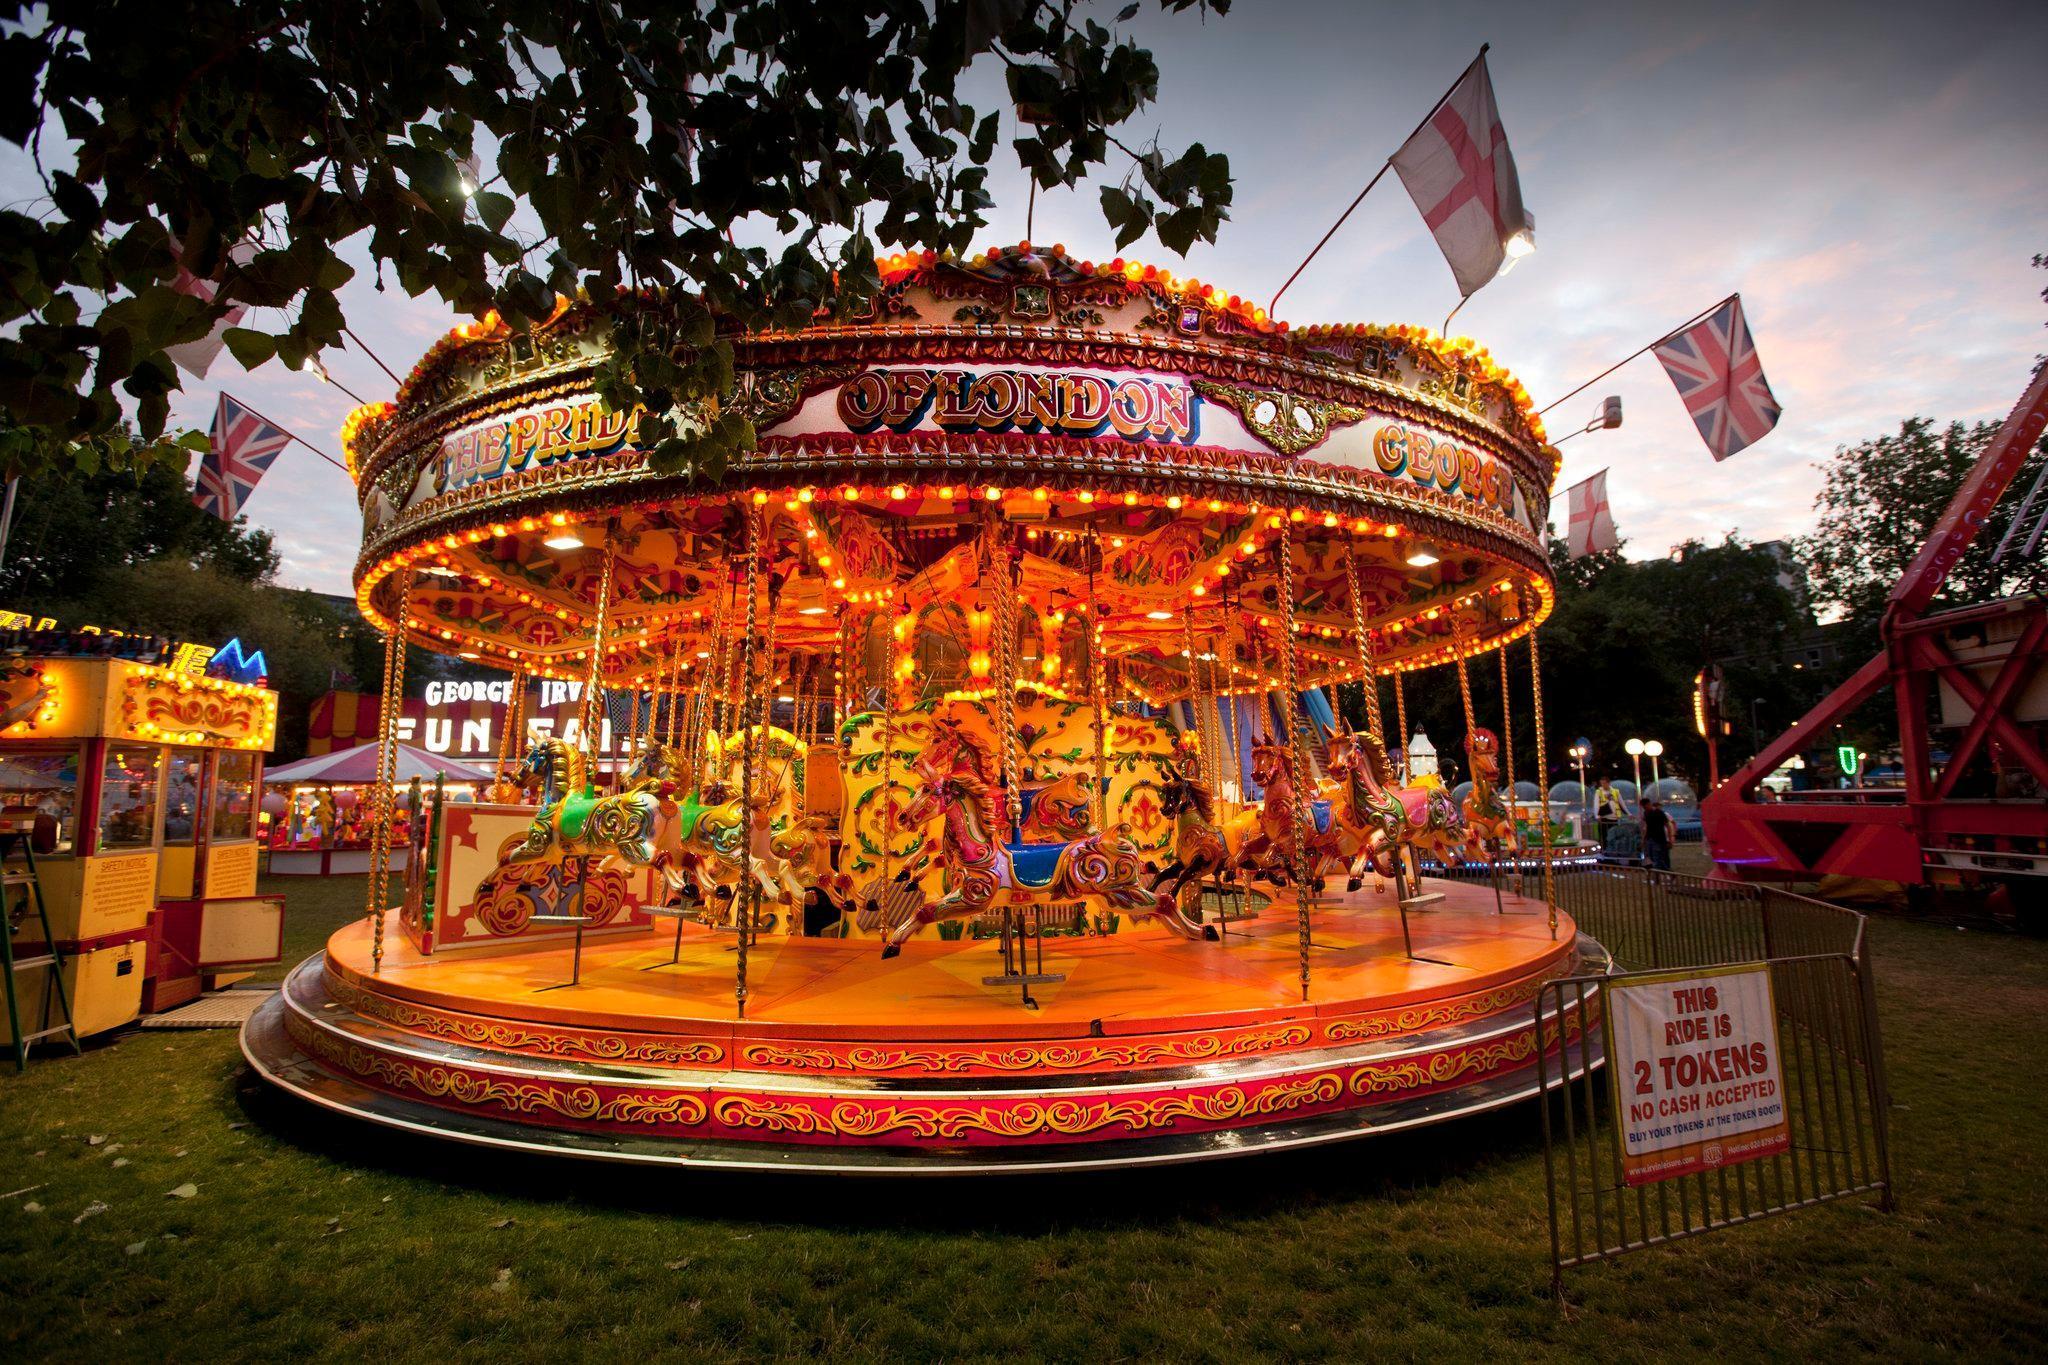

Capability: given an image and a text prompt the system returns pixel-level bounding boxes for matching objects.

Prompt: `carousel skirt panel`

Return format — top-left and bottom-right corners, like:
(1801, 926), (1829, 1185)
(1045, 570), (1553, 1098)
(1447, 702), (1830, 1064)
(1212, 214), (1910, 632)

(245, 879), (1605, 1173)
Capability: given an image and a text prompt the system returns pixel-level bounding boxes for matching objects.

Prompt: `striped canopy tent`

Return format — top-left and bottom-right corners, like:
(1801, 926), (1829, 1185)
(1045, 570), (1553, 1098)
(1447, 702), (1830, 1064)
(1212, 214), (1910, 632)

(264, 741), (493, 787)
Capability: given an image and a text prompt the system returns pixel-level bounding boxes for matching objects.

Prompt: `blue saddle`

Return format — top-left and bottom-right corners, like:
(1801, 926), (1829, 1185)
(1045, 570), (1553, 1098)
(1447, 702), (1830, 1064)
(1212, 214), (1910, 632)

(1017, 787), (1041, 826)
(1006, 841), (1067, 889)
(1310, 800), (1333, 835)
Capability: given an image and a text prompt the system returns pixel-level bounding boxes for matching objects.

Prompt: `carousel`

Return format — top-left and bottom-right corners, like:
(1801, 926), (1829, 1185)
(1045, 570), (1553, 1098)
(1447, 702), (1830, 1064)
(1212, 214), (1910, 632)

(243, 245), (1605, 1173)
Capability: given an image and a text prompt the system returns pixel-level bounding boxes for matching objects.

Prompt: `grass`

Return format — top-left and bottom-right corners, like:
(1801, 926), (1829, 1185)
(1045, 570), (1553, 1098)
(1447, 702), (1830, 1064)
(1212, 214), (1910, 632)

(1, 871), (2044, 1360)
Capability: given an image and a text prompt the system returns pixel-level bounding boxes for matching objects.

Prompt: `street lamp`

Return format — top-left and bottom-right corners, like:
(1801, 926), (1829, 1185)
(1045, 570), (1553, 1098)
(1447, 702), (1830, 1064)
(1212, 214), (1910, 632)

(1625, 737), (1645, 807)
(1568, 743), (1590, 813)
(1645, 739), (1664, 793)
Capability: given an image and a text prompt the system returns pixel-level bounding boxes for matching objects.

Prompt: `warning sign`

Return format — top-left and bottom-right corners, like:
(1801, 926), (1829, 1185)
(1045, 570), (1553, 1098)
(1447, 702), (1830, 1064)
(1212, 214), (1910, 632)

(1605, 963), (1792, 1186)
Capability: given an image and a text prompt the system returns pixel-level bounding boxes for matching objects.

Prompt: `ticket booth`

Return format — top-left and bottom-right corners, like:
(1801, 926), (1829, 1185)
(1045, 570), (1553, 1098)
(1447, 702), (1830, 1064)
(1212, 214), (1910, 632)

(0, 652), (284, 1037)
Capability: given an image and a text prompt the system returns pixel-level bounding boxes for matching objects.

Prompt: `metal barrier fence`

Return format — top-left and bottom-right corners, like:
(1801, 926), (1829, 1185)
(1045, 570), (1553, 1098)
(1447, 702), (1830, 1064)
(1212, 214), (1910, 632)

(1534, 866), (1894, 1293)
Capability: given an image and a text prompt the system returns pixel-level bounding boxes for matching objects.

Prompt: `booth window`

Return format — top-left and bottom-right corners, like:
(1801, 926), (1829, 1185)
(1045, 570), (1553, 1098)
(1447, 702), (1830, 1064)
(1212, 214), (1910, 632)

(97, 743), (162, 849)
(162, 747), (205, 845)
(0, 748), (81, 853)
(212, 751), (255, 840)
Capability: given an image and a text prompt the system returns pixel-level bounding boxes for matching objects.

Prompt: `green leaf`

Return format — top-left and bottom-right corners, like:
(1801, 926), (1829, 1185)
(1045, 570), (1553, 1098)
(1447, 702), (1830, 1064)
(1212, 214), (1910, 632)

(221, 328), (276, 371)
(473, 190), (515, 234)
(313, 252), (356, 293)
(50, 171), (98, 227)
(1155, 205), (1203, 255)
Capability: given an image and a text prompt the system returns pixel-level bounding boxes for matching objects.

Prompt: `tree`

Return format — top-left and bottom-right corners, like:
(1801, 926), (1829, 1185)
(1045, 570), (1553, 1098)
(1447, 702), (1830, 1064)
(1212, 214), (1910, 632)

(0, 444), (279, 606)
(0, 428), (427, 759)
(1633, 538), (1801, 668)
(1363, 535), (1812, 794)
(1798, 416), (2048, 635)
(0, 1), (1233, 482)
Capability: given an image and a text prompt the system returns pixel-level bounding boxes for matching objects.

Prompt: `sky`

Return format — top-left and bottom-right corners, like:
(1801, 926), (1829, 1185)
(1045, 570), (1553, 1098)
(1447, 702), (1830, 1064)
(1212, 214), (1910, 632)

(26, 0), (2048, 595)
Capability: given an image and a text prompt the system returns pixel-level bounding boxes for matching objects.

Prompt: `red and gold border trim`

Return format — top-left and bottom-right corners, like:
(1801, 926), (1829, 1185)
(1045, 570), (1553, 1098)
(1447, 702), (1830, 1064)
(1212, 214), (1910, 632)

(282, 1003), (1591, 1149)
(321, 954), (1564, 1079)
(324, 972), (725, 1068)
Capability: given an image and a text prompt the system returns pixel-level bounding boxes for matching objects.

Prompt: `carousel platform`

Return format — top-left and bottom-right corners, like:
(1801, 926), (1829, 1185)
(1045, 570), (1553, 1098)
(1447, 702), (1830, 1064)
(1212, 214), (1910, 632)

(242, 880), (1605, 1174)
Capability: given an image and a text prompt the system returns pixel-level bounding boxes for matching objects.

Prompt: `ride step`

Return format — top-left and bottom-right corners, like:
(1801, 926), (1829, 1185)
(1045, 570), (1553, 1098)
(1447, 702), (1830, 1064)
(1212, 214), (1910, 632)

(981, 973), (1066, 987)
(17, 1025), (74, 1042)
(0, 872), (37, 887)
(1400, 893), (1447, 910)
(8, 955), (55, 972)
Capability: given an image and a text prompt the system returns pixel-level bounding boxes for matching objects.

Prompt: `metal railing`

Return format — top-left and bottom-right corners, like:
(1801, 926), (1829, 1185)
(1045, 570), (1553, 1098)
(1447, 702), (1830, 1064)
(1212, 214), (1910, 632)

(1535, 866), (1894, 1293)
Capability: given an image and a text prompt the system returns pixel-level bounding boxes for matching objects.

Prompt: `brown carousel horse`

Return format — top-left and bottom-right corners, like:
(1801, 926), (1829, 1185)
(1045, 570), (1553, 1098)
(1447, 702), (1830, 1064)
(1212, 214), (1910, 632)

(1460, 727), (1521, 869)
(1152, 759), (1234, 916)
(1226, 741), (1336, 886)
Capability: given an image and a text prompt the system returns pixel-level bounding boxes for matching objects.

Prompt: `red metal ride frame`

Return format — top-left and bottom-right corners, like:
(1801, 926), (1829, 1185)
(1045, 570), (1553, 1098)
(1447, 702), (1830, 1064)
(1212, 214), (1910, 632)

(1703, 363), (2048, 884)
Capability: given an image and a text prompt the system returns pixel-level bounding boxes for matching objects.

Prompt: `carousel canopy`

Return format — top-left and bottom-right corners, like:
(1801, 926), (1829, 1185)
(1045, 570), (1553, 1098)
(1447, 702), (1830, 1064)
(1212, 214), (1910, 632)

(344, 243), (1558, 707)
(265, 741), (492, 787)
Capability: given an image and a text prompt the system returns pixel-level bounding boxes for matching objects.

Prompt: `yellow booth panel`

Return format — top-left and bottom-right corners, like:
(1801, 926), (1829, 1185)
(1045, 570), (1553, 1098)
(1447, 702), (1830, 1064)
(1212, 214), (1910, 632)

(196, 896), (284, 967)
(3, 939), (144, 1041)
(6, 850), (156, 945)
(157, 843), (197, 900)
(78, 850), (157, 941)
(0, 657), (278, 749)
(203, 841), (261, 899)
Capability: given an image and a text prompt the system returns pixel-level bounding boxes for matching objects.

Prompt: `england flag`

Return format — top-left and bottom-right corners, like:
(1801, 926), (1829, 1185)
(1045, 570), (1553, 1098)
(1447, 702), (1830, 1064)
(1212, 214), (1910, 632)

(1391, 53), (1534, 298)
(164, 240), (257, 379)
(1564, 470), (1618, 559)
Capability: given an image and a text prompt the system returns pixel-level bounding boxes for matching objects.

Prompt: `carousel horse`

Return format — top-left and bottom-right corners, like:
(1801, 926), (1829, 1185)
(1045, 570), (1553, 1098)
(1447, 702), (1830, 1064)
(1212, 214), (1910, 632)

(1152, 760), (1234, 916)
(502, 736), (685, 891)
(1460, 727), (1521, 868)
(1317, 729), (1400, 892)
(1324, 730), (1467, 889)
(876, 738), (1214, 957)
(482, 764), (527, 805)
(622, 739), (807, 927)
(1226, 742), (1334, 885)
(1290, 726), (1404, 895)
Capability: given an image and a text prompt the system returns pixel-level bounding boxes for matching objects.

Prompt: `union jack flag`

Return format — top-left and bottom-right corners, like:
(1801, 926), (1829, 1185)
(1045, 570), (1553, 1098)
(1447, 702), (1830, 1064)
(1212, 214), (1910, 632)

(194, 393), (292, 520)
(1653, 295), (1782, 461)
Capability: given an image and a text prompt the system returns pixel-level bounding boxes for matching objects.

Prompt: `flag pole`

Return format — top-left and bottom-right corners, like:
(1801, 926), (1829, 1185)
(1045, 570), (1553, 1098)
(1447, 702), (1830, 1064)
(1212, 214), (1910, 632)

(1268, 43), (1490, 316)
(1535, 294), (1734, 417)
(342, 327), (404, 386)
(222, 397), (351, 472)
(1443, 292), (1473, 336)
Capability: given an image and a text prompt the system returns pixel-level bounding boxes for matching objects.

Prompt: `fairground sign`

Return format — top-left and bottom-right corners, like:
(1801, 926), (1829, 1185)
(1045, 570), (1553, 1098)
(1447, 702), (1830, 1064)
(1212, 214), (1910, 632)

(1604, 962), (1791, 1186)
(439, 397), (641, 493)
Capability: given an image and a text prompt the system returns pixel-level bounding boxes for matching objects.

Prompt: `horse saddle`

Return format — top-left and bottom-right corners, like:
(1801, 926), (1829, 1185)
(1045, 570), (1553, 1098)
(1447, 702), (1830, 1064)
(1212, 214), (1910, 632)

(555, 790), (600, 841)
(1310, 800), (1333, 835)
(1005, 841), (1067, 889)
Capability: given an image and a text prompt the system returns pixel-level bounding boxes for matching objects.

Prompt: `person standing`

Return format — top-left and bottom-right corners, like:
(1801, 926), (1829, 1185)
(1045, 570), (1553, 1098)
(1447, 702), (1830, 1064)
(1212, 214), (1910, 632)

(1640, 798), (1673, 871)
(1593, 778), (1622, 849)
